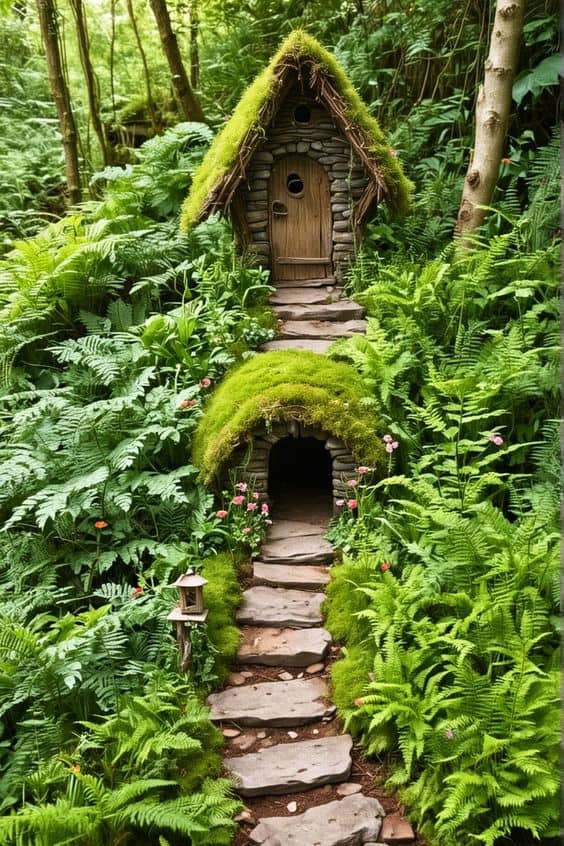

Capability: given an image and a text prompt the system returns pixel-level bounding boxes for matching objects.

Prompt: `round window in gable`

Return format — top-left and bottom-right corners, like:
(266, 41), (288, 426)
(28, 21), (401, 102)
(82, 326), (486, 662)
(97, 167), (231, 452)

(293, 103), (311, 124)
(287, 172), (304, 196)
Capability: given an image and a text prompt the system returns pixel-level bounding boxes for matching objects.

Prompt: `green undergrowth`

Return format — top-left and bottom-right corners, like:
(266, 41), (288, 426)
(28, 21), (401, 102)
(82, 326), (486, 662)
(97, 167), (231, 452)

(202, 552), (244, 681)
(192, 349), (386, 483)
(181, 29), (412, 230)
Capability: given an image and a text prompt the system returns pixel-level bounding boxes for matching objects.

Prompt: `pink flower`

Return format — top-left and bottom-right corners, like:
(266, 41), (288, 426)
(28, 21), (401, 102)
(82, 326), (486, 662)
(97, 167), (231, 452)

(489, 433), (504, 446)
(216, 510), (228, 519)
(252, 491), (260, 500)
(198, 377), (211, 388)
(265, 519), (273, 525)
(131, 586), (143, 599)
(501, 157), (511, 165)
(383, 434), (393, 443)
(356, 466), (370, 475)
(247, 502), (257, 512)
(385, 442), (394, 453)
(385, 440), (399, 453)
(346, 479), (357, 488)
(178, 399), (197, 409)
(232, 495), (245, 506)
(235, 482), (248, 492)
(335, 499), (345, 507)
(261, 503), (269, 514)
(445, 729), (455, 740)
(354, 697), (364, 706)
(242, 527), (251, 535)
(380, 562), (391, 571)
(347, 499), (358, 509)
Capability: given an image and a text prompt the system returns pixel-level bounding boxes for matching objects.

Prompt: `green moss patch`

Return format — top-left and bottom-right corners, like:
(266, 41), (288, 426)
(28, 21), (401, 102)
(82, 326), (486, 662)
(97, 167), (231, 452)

(181, 29), (412, 230)
(201, 552), (243, 680)
(192, 350), (385, 483)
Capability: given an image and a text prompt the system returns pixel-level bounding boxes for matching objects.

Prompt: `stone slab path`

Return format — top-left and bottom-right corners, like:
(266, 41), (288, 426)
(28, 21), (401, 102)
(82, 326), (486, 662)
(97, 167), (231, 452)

(206, 517), (417, 846)
(226, 735), (353, 797)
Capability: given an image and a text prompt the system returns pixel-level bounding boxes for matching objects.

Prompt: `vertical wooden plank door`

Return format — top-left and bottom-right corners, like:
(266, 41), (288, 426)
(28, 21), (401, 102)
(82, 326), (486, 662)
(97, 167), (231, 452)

(269, 155), (332, 282)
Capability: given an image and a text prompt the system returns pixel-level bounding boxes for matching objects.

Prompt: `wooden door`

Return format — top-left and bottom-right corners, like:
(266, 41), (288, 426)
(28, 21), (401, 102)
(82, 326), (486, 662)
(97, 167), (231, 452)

(269, 155), (332, 281)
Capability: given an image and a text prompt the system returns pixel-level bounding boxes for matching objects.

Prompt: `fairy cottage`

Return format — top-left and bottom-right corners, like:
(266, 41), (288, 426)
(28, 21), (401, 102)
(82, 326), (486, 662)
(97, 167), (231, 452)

(181, 31), (411, 283)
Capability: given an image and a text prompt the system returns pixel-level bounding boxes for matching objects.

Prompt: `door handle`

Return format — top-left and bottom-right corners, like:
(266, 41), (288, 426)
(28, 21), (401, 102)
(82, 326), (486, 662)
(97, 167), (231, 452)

(272, 201), (288, 216)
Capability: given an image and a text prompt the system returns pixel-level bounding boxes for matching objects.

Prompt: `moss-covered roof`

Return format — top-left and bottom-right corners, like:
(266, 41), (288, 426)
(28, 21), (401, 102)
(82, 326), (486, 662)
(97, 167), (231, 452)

(181, 30), (412, 231)
(192, 350), (386, 483)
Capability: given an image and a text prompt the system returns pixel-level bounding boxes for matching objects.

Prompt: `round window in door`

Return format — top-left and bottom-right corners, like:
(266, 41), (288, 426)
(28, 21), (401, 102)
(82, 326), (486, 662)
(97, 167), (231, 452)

(287, 172), (304, 196)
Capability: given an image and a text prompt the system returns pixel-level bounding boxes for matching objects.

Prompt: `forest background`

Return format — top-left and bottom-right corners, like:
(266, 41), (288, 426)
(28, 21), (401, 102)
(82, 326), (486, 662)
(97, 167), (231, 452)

(0, 2), (559, 846)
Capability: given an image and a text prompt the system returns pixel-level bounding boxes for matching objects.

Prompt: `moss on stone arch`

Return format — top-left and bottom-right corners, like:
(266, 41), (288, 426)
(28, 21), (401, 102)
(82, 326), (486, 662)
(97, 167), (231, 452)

(192, 350), (385, 484)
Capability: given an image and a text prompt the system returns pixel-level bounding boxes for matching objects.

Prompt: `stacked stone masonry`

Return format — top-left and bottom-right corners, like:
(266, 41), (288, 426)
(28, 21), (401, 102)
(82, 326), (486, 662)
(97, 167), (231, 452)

(231, 422), (357, 511)
(237, 86), (370, 280)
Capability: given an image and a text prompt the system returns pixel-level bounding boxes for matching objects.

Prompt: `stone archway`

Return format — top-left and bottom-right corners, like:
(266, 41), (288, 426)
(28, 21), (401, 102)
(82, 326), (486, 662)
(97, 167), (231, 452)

(229, 420), (357, 512)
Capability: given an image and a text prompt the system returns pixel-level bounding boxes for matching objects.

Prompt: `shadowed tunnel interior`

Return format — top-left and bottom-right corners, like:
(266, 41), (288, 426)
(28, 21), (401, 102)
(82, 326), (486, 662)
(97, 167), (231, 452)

(268, 436), (333, 519)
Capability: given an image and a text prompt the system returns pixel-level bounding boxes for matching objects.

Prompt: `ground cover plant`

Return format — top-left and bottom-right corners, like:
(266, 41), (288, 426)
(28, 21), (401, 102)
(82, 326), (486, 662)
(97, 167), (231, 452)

(324, 134), (559, 845)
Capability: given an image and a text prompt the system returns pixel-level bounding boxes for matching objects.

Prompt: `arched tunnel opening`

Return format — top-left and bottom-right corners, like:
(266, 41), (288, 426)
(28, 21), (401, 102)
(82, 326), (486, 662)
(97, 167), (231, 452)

(268, 436), (333, 519)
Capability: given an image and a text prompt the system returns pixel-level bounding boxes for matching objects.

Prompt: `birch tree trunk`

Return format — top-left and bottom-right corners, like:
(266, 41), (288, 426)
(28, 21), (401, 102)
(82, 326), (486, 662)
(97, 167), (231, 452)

(149, 0), (207, 124)
(36, 0), (82, 204)
(455, 0), (526, 237)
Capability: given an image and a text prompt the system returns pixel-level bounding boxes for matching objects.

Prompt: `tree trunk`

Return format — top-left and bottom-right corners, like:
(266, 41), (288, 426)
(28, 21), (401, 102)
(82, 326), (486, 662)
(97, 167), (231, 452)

(126, 0), (158, 134)
(149, 0), (207, 124)
(189, 1), (200, 89)
(69, 0), (111, 165)
(36, 0), (81, 204)
(455, 0), (526, 237)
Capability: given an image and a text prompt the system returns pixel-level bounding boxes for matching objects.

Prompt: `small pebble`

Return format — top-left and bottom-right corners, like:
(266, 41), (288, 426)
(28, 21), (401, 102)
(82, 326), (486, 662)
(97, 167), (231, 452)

(241, 670), (254, 679)
(305, 662), (325, 674)
(297, 672), (304, 678)
(287, 730), (299, 739)
(312, 728), (319, 735)
(231, 734), (255, 751)
(222, 728), (241, 738)
(256, 730), (267, 739)
(234, 810), (255, 823)
(228, 672), (246, 686)
(336, 782), (363, 796)
(287, 800), (298, 813)
(278, 671), (293, 681)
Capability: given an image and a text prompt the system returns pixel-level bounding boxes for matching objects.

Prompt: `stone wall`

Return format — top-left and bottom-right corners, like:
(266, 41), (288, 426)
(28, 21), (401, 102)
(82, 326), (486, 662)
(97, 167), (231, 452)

(238, 86), (370, 280)
(229, 420), (357, 511)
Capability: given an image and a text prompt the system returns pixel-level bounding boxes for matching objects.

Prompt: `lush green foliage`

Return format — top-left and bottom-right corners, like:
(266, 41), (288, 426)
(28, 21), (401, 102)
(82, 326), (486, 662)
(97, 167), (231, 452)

(324, 160), (559, 845)
(193, 349), (386, 483)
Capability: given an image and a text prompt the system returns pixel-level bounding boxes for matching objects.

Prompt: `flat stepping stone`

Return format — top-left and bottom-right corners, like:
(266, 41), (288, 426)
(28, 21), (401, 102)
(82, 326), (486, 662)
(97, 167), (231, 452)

(207, 677), (335, 727)
(280, 319), (367, 340)
(261, 338), (332, 354)
(267, 520), (328, 540)
(249, 793), (386, 845)
(225, 734), (353, 797)
(236, 586), (324, 627)
(254, 562), (330, 589)
(271, 287), (341, 305)
(273, 301), (364, 322)
(274, 276), (336, 288)
(261, 535), (334, 565)
(237, 626), (331, 667)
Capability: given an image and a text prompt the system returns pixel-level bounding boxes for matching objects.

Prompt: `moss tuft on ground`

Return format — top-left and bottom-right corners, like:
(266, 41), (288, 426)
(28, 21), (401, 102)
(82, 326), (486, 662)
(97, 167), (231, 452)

(192, 350), (385, 483)
(181, 29), (412, 230)
(201, 552), (243, 680)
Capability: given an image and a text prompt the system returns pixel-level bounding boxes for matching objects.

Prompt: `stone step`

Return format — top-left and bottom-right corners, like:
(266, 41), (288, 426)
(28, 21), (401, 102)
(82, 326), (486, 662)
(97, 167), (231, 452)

(236, 586), (324, 628)
(249, 793), (386, 845)
(261, 534), (334, 565)
(274, 276), (336, 288)
(253, 562), (330, 590)
(225, 734), (353, 797)
(260, 338), (333, 354)
(207, 677), (335, 727)
(273, 301), (364, 322)
(280, 319), (367, 340)
(267, 519), (328, 541)
(237, 626), (331, 667)
(270, 287), (342, 305)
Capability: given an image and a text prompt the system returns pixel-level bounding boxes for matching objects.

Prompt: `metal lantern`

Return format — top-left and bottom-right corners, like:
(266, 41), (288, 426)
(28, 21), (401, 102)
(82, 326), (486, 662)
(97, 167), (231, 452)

(168, 570), (208, 673)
